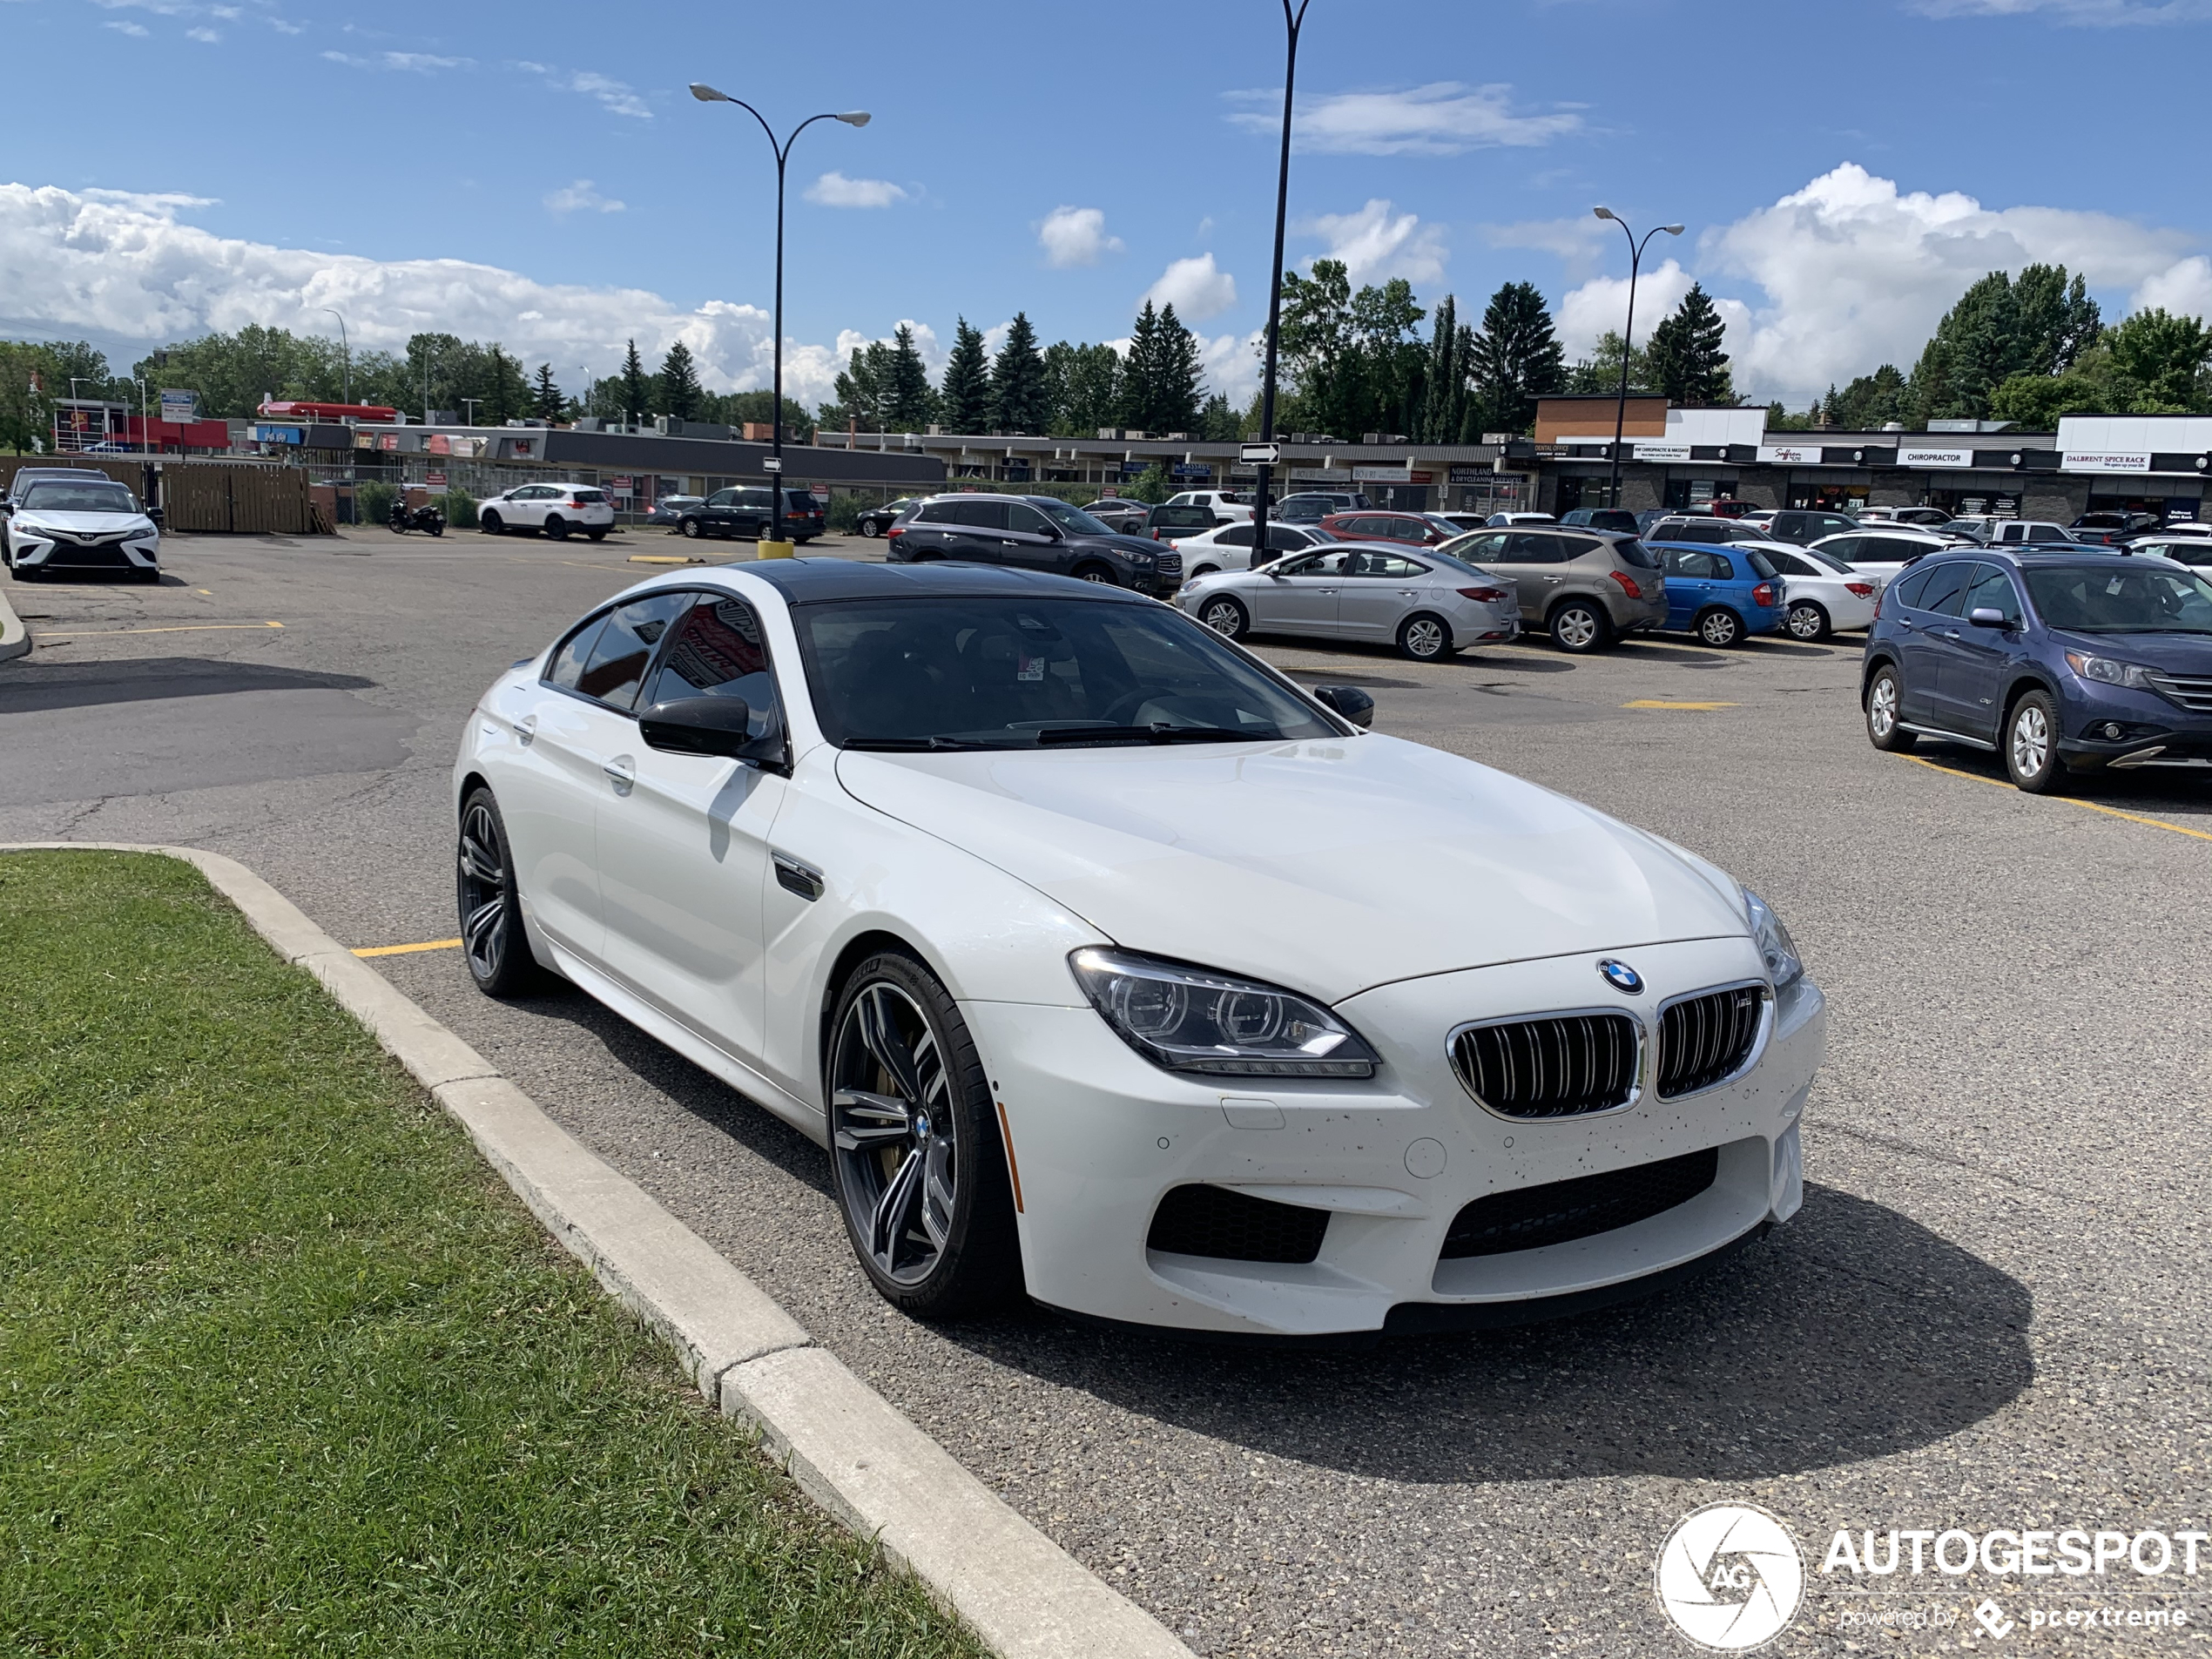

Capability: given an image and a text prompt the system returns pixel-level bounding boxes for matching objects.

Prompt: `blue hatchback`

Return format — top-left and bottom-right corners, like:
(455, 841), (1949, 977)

(1861, 549), (2212, 792)
(1645, 540), (1788, 646)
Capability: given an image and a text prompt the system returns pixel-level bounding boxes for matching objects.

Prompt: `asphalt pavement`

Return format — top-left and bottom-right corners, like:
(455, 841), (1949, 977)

(3, 524), (2206, 1655)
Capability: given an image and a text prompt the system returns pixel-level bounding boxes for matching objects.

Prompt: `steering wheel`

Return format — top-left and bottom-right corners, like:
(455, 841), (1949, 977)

(1096, 688), (1167, 726)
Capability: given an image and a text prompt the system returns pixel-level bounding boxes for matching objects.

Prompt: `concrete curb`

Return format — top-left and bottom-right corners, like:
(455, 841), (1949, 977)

(1, 841), (1193, 1659)
(0, 580), (27, 661)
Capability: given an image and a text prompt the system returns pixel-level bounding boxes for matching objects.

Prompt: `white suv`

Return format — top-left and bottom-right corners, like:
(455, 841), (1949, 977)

(1165, 489), (1251, 524)
(477, 482), (616, 540)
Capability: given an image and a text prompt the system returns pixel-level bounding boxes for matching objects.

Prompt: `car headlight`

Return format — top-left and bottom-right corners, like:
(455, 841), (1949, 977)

(2064, 651), (2155, 691)
(1742, 887), (1804, 990)
(1069, 948), (1379, 1078)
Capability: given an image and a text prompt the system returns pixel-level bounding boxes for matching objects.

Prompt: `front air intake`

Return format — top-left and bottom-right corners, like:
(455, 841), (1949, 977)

(1439, 1147), (1720, 1258)
(1147, 1184), (1329, 1264)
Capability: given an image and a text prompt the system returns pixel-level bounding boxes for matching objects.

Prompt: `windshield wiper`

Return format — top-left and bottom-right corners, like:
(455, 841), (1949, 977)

(1034, 723), (1275, 746)
(841, 736), (998, 752)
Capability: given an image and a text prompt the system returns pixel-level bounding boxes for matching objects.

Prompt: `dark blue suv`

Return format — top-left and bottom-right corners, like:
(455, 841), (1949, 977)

(1861, 549), (2212, 792)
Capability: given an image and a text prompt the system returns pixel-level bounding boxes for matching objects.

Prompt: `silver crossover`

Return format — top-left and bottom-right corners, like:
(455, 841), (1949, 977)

(1176, 542), (1521, 661)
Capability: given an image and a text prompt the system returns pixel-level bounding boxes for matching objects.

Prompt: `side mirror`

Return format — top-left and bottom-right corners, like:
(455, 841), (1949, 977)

(1967, 607), (2011, 629)
(638, 696), (786, 767)
(1312, 685), (1375, 728)
(146, 506), (165, 527)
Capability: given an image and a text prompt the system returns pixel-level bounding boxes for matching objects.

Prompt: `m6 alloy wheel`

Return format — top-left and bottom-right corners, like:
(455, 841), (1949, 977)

(1200, 595), (1249, 639)
(1785, 600), (1831, 641)
(455, 787), (543, 997)
(1548, 600), (1609, 654)
(1398, 613), (1451, 661)
(1865, 664), (1915, 752)
(826, 953), (1020, 1318)
(1696, 607), (1743, 648)
(2005, 689), (2066, 792)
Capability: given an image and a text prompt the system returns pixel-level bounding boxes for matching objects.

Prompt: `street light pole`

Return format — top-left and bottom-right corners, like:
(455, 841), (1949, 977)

(691, 84), (868, 550)
(131, 377), (149, 454)
(320, 307), (351, 406)
(1594, 207), (1683, 510)
(1251, 0), (1312, 568)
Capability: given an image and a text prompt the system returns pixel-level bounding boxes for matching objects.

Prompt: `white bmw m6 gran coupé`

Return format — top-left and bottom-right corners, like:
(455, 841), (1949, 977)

(452, 559), (1824, 1339)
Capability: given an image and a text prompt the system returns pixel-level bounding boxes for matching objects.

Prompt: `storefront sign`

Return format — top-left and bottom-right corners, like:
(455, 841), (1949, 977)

(1447, 463), (1495, 483)
(1758, 445), (1818, 465)
(1633, 442), (1692, 462)
(354, 431), (378, 450)
(1352, 465), (1412, 482)
(378, 434), (400, 451)
(2062, 450), (2153, 473)
(159, 389), (197, 423)
(607, 475), (635, 494)
(425, 469), (448, 495)
(427, 434), (450, 455)
(250, 424), (303, 445)
(1898, 447), (1973, 469)
(1171, 463), (1212, 479)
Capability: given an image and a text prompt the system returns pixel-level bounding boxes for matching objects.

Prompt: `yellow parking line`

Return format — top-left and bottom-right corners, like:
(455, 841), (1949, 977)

(1906, 754), (2212, 844)
(1622, 699), (1739, 711)
(351, 938), (463, 958)
(628, 554), (707, 565)
(33, 621), (284, 639)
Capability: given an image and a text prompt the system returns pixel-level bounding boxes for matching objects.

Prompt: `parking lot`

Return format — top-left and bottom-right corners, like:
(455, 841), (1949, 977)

(4, 526), (2207, 1654)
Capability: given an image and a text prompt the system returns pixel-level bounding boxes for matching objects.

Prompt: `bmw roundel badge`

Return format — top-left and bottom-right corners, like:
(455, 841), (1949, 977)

(1597, 959), (1644, 995)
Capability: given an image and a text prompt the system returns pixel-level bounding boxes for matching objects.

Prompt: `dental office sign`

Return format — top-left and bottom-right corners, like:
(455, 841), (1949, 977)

(1898, 446), (1974, 469)
(2062, 450), (2153, 473)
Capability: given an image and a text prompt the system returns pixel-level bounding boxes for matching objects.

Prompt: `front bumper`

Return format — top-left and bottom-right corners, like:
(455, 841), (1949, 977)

(13, 533), (159, 571)
(2055, 681), (2212, 769)
(974, 936), (1824, 1338)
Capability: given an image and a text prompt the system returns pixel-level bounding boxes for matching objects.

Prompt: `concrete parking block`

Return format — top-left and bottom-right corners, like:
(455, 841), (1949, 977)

(0, 584), (28, 662)
(725, 1345), (1195, 1659)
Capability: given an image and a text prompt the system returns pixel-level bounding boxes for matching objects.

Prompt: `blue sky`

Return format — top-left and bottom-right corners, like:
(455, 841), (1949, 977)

(7, 0), (2212, 408)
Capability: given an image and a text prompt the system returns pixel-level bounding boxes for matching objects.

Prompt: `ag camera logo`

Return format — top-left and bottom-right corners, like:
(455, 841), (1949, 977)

(1656, 1503), (1805, 1650)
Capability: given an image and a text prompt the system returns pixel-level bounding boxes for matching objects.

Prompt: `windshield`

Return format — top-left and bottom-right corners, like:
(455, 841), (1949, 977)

(1035, 501), (1111, 536)
(1613, 538), (1659, 570)
(2026, 565), (2212, 634)
(793, 596), (1342, 749)
(1800, 547), (1852, 574)
(19, 482), (139, 514)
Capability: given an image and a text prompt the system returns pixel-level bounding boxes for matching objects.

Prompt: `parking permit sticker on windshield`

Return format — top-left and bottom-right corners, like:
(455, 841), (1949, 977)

(2108, 577), (2126, 595)
(1018, 655), (1045, 681)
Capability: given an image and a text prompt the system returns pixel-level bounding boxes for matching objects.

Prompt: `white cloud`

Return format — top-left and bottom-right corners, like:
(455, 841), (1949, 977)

(832, 320), (947, 378)
(105, 18), (149, 33)
(1037, 206), (1122, 268)
(323, 50), (469, 72)
(804, 172), (907, 209)
(2131, 254), (2212, 317)
(543, 179), (624, 216)
(1304, 199), (1447, 287)
(1915, 0), (2212, 18)
(1198, 328), (1267, 407)
(185, 25), (219, 40)
(0, 182), (865, 407)
(1229, 82), (1581, 156)
(1696, 162), (2195, 401)
(1484, 215), (1613, 282)
(1143, 254), (1238, 321)
(508, 63), (650, 118)
(1554, 258), (1702, 360)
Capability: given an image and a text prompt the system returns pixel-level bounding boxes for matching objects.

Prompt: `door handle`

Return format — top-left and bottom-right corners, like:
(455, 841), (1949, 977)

(515, 713), (537, 744)
(1939, 629), (1960, 640)
(602, 755), (636, 789)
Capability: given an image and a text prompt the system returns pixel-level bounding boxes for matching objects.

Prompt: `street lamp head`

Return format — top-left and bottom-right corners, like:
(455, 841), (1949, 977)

(689, 82), (730, 102)
(1661, 224), (1686, 236)
(834, 110), (871, 127)
(1593, 206), (1617, 222)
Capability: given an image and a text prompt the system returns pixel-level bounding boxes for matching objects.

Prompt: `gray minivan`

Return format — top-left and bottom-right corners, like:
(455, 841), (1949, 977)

(1440, 526), (1668, 652)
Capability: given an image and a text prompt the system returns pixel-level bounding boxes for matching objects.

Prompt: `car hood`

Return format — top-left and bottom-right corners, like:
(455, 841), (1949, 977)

(14, 509), (154, 535)
(2048, 627), (2212, 671)
(834, 733), (1749, 1002)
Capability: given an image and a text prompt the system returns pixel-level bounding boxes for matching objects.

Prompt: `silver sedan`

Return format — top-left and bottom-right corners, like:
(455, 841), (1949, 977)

(1175, 543), (1521, 661)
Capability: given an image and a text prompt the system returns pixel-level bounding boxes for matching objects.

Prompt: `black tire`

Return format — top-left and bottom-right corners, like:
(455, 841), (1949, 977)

(1073, 563), (1117, 585)
(1695, 606), (1743, 648)
(544, 515), (570, 541)
(1398, 611), (1453, 661)
(2004, 689), (2067, 793)
(481, 512), (503, 535)
(428, 521), (444, 538)
(1865, 663), (1915, 752)
(1548, 598), (1612, 654)
(137, 566), (161, 584)
(10, 562), (37, 583)
(860, 518), (882, 537)
(1785, 599), (1831, 642)
(1198, 594), (1249, 639)
(455, 787), (547, 997)
(826, 951), (1022, 1319)
(585, 529), (608, 543)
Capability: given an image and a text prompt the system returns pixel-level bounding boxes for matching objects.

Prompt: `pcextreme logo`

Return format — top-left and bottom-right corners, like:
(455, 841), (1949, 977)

(1656, 1503), (1806, 1651)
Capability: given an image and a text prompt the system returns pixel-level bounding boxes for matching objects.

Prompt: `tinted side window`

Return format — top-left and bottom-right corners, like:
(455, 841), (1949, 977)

(1450, 532), (1511, 562)
(1218, 525), (1256, 548)
(1664, 549), (1721, 579)
(1502, 532), (1564, 563)
(577, 591), (693, 711)
(1822, 536), (1863, 561)
(739, 489), (774, 509)
(1614, 538), (1659, 570)
(1005, 502), (1052, 535)
(1890, 567), (1934, 610)
(953, 499), (1011, 529)
(643, 595), (779, 725)
(546, 613), (610, 691)
(1916, 562), (1976, 617)
(1963, 563), (2023, 624)
(1559, 535), (1606, 561)
(1770, 551), (1814, 576)
(914, 502), (954, 523)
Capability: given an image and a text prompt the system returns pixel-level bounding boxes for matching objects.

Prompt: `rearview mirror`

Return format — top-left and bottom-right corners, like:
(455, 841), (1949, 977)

(1967, 607), (2011, 629)
(1312, 684), (1375, 728)
(638, 696), (786, 767)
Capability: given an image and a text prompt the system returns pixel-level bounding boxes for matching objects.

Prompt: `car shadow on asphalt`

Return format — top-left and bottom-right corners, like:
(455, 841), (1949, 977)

(939, 1184), (2033, 1484)
(1908, 740), (2212, 820)
(0, 656), (378, 713)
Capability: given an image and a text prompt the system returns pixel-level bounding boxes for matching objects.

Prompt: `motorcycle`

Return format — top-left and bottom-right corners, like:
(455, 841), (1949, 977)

(388, 498), (445, 536)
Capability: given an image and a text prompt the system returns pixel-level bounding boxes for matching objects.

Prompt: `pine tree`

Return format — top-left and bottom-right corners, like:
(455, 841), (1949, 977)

(1121, 301), (1163, 431)
(658, 341), (703, 420)
(1198, 392), (1239, 442)
(988, 312), (1048, 434)
(1153, 303), (1204, 434)
(1417, 294), (1464, 442)
(1643, 283), (1734, 405)
(883, 324), (938, 430)
(940, 317), (991, 433)
(532, 363), (563, 421)
(1466, 282), (1566, 436)
(619, 339), (651, 422)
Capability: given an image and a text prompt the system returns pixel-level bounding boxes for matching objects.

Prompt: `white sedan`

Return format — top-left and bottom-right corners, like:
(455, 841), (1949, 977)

(1170, 520), (1334, 578)
(1757, 544), (1878, 640)
(476, 481), (616, 540)
(1177, 543), (1521, 661)
(451, 561), (1824, 1339)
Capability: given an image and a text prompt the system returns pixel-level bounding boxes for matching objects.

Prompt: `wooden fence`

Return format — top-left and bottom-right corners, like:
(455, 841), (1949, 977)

(0, 456), (326, 535)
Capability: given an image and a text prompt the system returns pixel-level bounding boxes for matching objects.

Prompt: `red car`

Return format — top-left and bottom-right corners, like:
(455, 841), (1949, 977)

(1317, 509), (1455, 546)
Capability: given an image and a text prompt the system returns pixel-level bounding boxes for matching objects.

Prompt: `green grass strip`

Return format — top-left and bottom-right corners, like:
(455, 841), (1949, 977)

(0, 850), (986, 1659)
